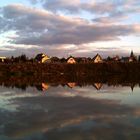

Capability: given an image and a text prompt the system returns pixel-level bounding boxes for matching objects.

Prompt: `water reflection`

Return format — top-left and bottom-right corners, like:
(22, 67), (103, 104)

(67, 82), (77, 88)
(93, 83), (103, 90)
(0, 81), (139, 92)
(42, 83), (50, 91)
(0, 78), (140, 140)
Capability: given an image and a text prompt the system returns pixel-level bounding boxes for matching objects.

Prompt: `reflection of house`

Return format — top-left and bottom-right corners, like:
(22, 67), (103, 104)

(67, 56), (76, 64)
(93, 54), (103, 63)
(93, 83), (103, 90)
(0, 57), (6, 62)
(67, 82), (76, 88)
(42, 83), (50, 91)
(35, 53), (51, 63)
(35, 83), (50, 91)
(121, 83), (135, 92)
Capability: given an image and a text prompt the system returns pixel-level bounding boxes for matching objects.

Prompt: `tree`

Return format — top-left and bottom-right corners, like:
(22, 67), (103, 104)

(60, 58), (66, 63)
(51, 57), (60, 63)
(11, 54), (28, 63)
(20, 54), (28, 62)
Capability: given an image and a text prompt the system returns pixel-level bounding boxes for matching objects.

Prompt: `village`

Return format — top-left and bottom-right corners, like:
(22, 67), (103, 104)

(0, 50), (139, 64)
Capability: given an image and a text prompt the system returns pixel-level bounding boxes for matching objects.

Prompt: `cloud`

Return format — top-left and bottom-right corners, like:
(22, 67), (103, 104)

(14, 24), (140, 45)
(1, 4), (140, 46)
(0, 2), (140, 57)
(30, 0), (140, 15)
(30, 0), (140, 26)
(33, 0), (115, 14)
(93, 12), (128, 24)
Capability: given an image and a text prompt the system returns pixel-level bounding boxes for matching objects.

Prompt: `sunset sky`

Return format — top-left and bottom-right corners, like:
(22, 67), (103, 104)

(0, 0), (140, 58)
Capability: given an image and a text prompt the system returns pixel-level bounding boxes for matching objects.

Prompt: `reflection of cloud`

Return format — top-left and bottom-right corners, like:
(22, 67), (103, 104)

(1, 95), (139, 139)
(0, 84), (140, 139)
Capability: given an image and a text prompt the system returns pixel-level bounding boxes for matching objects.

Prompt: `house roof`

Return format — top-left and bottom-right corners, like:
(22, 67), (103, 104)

(67, 56), (77, 61)
(92, 54), (102, 61)
(67, 56), (89, 61)
(35, 53), (49, 61)
(67, 56), (75, 59)
(0, 57), (6, 59)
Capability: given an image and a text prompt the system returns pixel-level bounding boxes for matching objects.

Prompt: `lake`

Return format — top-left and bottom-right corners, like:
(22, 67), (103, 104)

(0, 81), (140, 140)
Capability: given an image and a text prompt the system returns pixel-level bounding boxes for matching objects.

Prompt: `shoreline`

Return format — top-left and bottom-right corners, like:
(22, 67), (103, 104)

(0, 63), (140, 89)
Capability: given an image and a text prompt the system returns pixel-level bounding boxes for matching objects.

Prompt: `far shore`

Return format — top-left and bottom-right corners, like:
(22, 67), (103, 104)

(0, 62), (140, 75)
(0, 62), (140, 79)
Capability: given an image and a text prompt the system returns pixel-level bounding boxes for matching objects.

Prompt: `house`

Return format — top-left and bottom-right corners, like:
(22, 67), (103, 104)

(93, 54), (103, 63)
(121, 51), (137, 62)
(113, 55), (120, 61)
(0, 57), (7, 62)
(67, 56), (76, 64)
(35, 53), (51, 63)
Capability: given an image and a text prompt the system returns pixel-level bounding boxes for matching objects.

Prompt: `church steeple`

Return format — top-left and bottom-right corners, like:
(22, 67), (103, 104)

(130, 50), (134, 57)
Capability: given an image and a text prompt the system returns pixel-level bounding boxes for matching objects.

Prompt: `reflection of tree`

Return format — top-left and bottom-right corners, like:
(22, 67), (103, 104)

(0, 81), (138, 92)
(35, 84), (43, 91)
(0, 74), (139, 91)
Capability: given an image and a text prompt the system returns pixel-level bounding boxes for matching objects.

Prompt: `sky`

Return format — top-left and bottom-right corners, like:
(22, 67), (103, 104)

(0, 0), (140, 58)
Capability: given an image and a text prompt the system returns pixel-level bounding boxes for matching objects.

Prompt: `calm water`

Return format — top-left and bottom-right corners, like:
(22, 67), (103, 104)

(0, 82), (140, 140)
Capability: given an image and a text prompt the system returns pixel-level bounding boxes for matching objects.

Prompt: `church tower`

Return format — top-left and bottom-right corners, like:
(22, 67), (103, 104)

(130, 50), (134, 57)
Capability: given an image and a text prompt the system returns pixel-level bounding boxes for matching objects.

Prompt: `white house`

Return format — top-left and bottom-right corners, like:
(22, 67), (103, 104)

(93, 54), (103, 63)
(0, 57), (6, 62)
(42, 55), (51, 63)
(67, 57), (76, 64)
